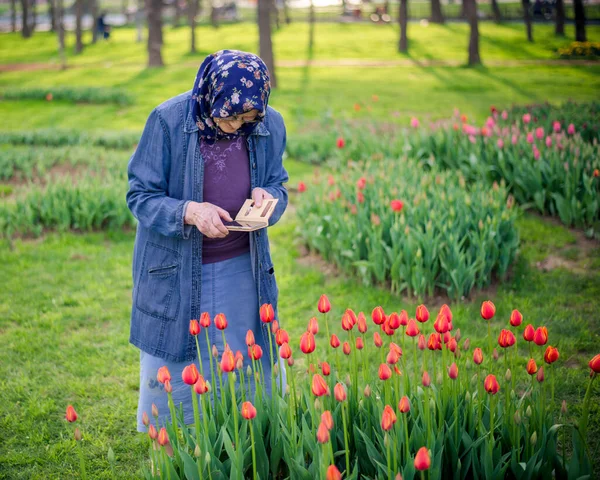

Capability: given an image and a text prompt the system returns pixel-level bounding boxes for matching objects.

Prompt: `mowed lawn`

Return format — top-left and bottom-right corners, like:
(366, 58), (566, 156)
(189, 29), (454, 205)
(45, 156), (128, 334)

(1, 20), (599, 478)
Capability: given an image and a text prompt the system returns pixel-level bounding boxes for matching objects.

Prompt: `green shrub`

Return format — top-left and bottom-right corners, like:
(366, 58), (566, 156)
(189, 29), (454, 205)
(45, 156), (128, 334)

(1, 86), (134, 105)
(0, 129), (140, 149)
(557, 41), (600, 59)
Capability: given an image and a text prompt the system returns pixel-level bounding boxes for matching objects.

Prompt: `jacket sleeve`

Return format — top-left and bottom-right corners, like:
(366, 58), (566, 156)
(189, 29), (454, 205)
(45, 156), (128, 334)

(126, 108), (191, 238)
(262, 112), (289, 226)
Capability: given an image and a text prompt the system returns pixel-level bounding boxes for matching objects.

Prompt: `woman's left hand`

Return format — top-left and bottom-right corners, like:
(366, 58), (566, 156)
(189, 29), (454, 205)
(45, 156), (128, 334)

(252, 187), (274, 208)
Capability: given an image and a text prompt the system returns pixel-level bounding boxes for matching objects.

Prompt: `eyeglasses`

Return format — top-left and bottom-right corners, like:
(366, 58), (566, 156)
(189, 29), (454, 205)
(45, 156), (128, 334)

(214, 114), (259, 126)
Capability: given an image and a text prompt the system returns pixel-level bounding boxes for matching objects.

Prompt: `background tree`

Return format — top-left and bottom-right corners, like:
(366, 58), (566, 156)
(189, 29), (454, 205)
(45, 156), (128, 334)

(272, 0), (281, 30)
(522, 0), (533, 42)
(188, 0), (199, 52)
(75, 0), (84, 53)
(398, 0), (408, 52)
(90, 0), (99, 43)
(464, 0), (481, 65)
(491, 0), (501, 22)
(574, 0), (586, 41)
(282, 0), (291, 24)
(555, 0), (565, 36)
(210, 0), (219, 28)
(308, 0), (315, 54)
(10, 0), (16, 32)
(258, 0), (277, 87)
(430, 0), (444, 23)
(20, 0), (31, 37)
(48, 0), (57, 32)
(31, 0), (37, 32)
(56, 0), (66, 69)
(136, 0), (144, 42)
(174, 0), (184, 27)
(147, 0), (164, 66)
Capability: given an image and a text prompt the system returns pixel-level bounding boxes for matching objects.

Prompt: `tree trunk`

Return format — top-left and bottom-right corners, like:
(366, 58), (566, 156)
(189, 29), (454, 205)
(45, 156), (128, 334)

(75, 0), (84, 53)
(146, 0), (164, 66)
(491, 0), (501, 22)
(10, 0), (16, 32)
(430, 0), (444, 23)
(521, 0), (533, 42)
(460, 0), (466, 18)
(283, 0), (290, 24)
(464, 0), (481, 65)
(573, 0), (586, 41)
(31, 0), (37, 31)
(258, 0), (277, 87)
(188, 0), (198, 52)
(272, 0), (280, 30)
(91, 0), (99, 42)
(554, 0), (565, 35)
(210, 0), (218, 28)
(57, 0), (67, 69)
(174, 0), (183, 27)
(20, 0), (31, 37)
(398, 0), (408, 52)
(308, 0), (315, 54)
(136, 0), (144, 42)
(48, 0), (57, 32)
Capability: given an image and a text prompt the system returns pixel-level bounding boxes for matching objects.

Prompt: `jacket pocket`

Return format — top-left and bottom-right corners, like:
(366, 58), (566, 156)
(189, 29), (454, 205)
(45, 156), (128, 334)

(135, 242), (181, 321)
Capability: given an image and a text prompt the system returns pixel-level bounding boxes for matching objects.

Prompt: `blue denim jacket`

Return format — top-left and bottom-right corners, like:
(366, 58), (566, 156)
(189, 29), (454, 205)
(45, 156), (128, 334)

(126, 91), (288, 362)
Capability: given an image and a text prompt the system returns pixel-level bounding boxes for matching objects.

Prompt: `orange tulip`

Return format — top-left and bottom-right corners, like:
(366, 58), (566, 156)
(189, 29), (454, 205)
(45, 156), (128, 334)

(189, 319), (200, 336)
(334, 382), (347, 402)
(341, 312), (354, 331)
(279, 342), (292, 359)
(200, 311), (211, 328)
(250, 344), (263, 360)
(356, 337), (364, 350)
(312, 374), (330, 397)
(321, 410), (334, 430)
(357, 312), (368, 333)
(484, 374), (500, 394)
(271, 320), (279, 334)
(260, 303), (274, 323)
(416, 304), (429, 323)
(152, 403), (159, 417)
(373, 332), (383, 348)
(386, 348), (400, 365)
(510, 309), (523, 327)
(388, 312), (401, 330)
(481, 300), (496, 320)
(234, 350), (244, 370)
(523, 324), (535, 342)
(65, 405), (78, 423)
(321, 361), (331, 376)
(308, 317), (319, 335)
(440, 304), (453, 323)
(326, 465), (342, 480)
(182, 363), (200, 385)
(422, 371), (431, 387)
(434, 312), (450, 334)
(317, 421), (330, 443)
(428, 333), (442, 351)
(447, 337), (457, 353)
(448, 362), (458, 380)
(498, 329), (516, 348)
(345, 309), (358, 326)
(276, 329), (289, 346)
(318, 294), (331, 314)
(589, 354), (600, 373)
(398, 395), (411, 413)
(399, 310), (409, 326)
(148, 424), (158, 439)
(533, 326), (548, 346)
(405, 319), (420, 337)
(221, 348), (235, 373)
(246, 330), (256, 347)
(473, 347), (484, 365)
(194, 375), (208, 394)
(342, 341), (350, 355)
(330, 334), (341, 348)
(381, 405), (397, 431)
(544, 346), (559, 364)
(142, 411), (149, 426)
(157, 366), (171, 384)
(414, 447), (431, 471)
(372, 306), (386, 325)
(158, 427), (169, 446)
(527, 358), (538, 375)
(215, 313), (228, 330)
(241, 401), (257, 420)
(300, 331), (316, 354)
(379, 363), (392, 381)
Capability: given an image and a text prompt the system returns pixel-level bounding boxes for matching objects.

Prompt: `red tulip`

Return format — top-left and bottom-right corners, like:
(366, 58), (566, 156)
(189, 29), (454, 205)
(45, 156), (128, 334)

(398, 395), (410, 413)
(182, 363), (200, 385)
(334, 382), (347, 402)
(357, 312), (368, 333)
(390, 342), (402, 355)
(148, 424), (158, 439)
(390, 199), (404, 212)
(414, 447), (431, 471)
(194, 375), (208, 394)
(536, 366), (545, 383)
(336, 137), (345, 149)
(382, 319), (395, 336)
(533, 326), (548, 346)
(589, 354), (600, 373)
(215, 313), (228, 330)
(189, 319), (200, 336)
(260, 304), (274, 323)
(341, 312), (354, 331)
(241, 401), (257, 420)
(498, 329), (516, 348)
(357, 177), (367, 190)
(158, 427), (169, 446)
(543, 346), (559, 364)
(386, 348), (400, 365)
(381, 405), (397, 431)
(448, 362), (458, 380)
(427, 333), (440, 351)
(343, 342), (351, 355)
(321, 361), (331, 376)
(327, 465), (342, 480)
(65, 405), (78, 423)
(250, 344), (263, 361)
(399, 310), (409, 326)
(345, 309), (358, 325)
(317, 421), (330, 443)
(318, 294), (331, 313)
(422, 371), (431, 387)
(312, 374), (330, 396)
(406, 319), (420, 337)
(473, 348), (483, 365)
(356, 337), (364, 350)
(321, 410), (334, 430)
(308, 317), (319, 335)
(388, 312), (401, 330)
(276, 328), (289, 346)
(379, 363), (392, 381)
(271, 320), (279, 334)
(300, 331), (316, 354)
(200, 312), (211, 328)
(481, 300), (496, 320)
(279, 342), (292, 359)
(417, 334), (426, 350)
(235, 350), (244, 370)
(484, 374), (500, 394)
(416, 305), (429, 323)
(434, 312), (450, 334)
(374, 332), (383, 348)
(157, 366), (171, 384)
(221, 348), (235, 373)
(246, 330), (256, 347)
(298, 181), (307, 193)
(523, 324), (535, 342)
(440, 304), (453, 323)
(164, 380), (172, 393)
(447, 337), (457, 353)
(527, 358), (538, 375)
(330, 334), (341, 349)
(510, 309), (523, 327)
(372, 306), (386, 325)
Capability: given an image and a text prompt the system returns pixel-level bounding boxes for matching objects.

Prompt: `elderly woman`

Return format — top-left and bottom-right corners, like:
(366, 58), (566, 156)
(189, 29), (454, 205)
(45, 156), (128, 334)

(126, 50), (288, 431)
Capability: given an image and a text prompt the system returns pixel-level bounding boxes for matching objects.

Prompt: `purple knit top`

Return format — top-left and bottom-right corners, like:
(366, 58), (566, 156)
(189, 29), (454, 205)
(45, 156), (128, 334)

(200, 136), (251, 264)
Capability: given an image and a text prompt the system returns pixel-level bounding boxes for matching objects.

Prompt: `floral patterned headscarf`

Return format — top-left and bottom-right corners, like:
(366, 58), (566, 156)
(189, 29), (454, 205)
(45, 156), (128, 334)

(191, 50), (271, 140)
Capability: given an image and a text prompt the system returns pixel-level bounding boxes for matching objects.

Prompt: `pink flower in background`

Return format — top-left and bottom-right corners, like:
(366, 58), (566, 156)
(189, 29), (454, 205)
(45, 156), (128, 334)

(336, 137), (345, 149)
(533, 147), (540, 161)
(486, 117), (495, 129)
(553, 121), (561, 133)
(526, 132), (534, 144)
(512, 134), (519, 145)
(453, 108), (460, 117)
(567, 123), (576, 135)
(535, 127), (544, 140)
(469, 135), (476, 144)
(497, 138), (504, 149)
(545, 136), (552, 148)
(557, 141), (564, 150)
(523, 113), (531, 124)
(501, 110), (508, 120)
(410, 117), (420, 128)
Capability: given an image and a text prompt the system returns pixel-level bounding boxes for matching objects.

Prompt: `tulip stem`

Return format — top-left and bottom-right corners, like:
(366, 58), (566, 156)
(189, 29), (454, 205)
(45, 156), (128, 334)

(229, 374), (241, 471)
(191, 387), (203, 462)
(489, 395), (495, 460)
(386, 434), (392, 480)
(195, 336), (205, 377)
(487, 322), (492, 361)
(267, 326), (276, 415)
(249, 420), (257, 480)
(77, 438), (87, 480)
(205, 329), (217, 415)
(167, 392), (180, 446)
(579, 372), (596, 445)
(341, 401), (351, 476)
(403, 414), (410, 463)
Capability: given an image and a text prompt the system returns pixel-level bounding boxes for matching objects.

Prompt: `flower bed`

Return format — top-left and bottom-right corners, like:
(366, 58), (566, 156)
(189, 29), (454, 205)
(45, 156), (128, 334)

(1, 86), (134, 106)
(296, 157), (519, 299)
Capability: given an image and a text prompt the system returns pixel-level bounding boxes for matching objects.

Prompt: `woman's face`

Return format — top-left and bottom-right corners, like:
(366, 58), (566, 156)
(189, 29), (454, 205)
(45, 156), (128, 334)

(213, 109), (260, 134)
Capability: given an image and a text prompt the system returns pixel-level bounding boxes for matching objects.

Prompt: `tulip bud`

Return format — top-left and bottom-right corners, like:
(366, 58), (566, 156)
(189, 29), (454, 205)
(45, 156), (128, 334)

(363, 384), (371, 397)
(455, 328), (461, 342)
(205, 452), (211, 465)
(148, 424), (158, 439)
(514, 410), (521, 424)
(152, 403), (159, 417)
(510, 390), (516, 401)
(561, 400), (568, 414)
(330, 334), (341, 349)
(142, 411), (149, 426)
(536, 366), (544, 383)
(158, 427), (169, 446)
(492, 348), (499, 361)
(422, 371), (431, 387)
(318, 294), (331, 314)
(429, 397), (436, 410)
(379, 363), (392, 381)
(189, 319), (200, 336)
(448, 362), (458, 380)
(164, 380), (172, 393)
(465, 391), (471, 403)
(395, 474), (403, 480)
(510, 309), (523, 327)
(589, 354), (600, 373)
(317, 421), (330, 443)
(346, 374), (352, 387)
(462, 338), (470, 351)
(194, 444), (202, 458)
(215, 313), (228, 330)
(414, 446), (431, 471)
(335, 383), (347, 402)
(287, 357), (294, 367)
(314, 398), (322, 411)
(480, 300), (496, 320)
(74, 427), (82, 441)
(326, 465), (342, 480)
(530, 432), (537, 446)
(343, 342), (351, 355)
(384, 432), (391, 448)
(505, 368), (512, 382)
(212, 345), (219, 358)
(285, 384), (290, 396)
(526, 405), (532, 417)
(527, 358), (538, 375)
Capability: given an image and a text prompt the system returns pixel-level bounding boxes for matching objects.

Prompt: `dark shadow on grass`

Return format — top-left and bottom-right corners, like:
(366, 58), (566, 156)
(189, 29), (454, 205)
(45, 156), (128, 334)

(466, 63), (539, 101)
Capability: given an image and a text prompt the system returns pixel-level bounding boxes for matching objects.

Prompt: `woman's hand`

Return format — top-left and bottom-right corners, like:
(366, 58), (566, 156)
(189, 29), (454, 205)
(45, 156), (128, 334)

(252, 187), (274, 208)
(184, 201), (232, 238)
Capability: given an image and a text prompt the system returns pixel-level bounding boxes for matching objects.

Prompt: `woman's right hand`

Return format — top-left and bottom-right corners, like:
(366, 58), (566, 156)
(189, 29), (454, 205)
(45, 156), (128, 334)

(184, 201), (233, 238)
